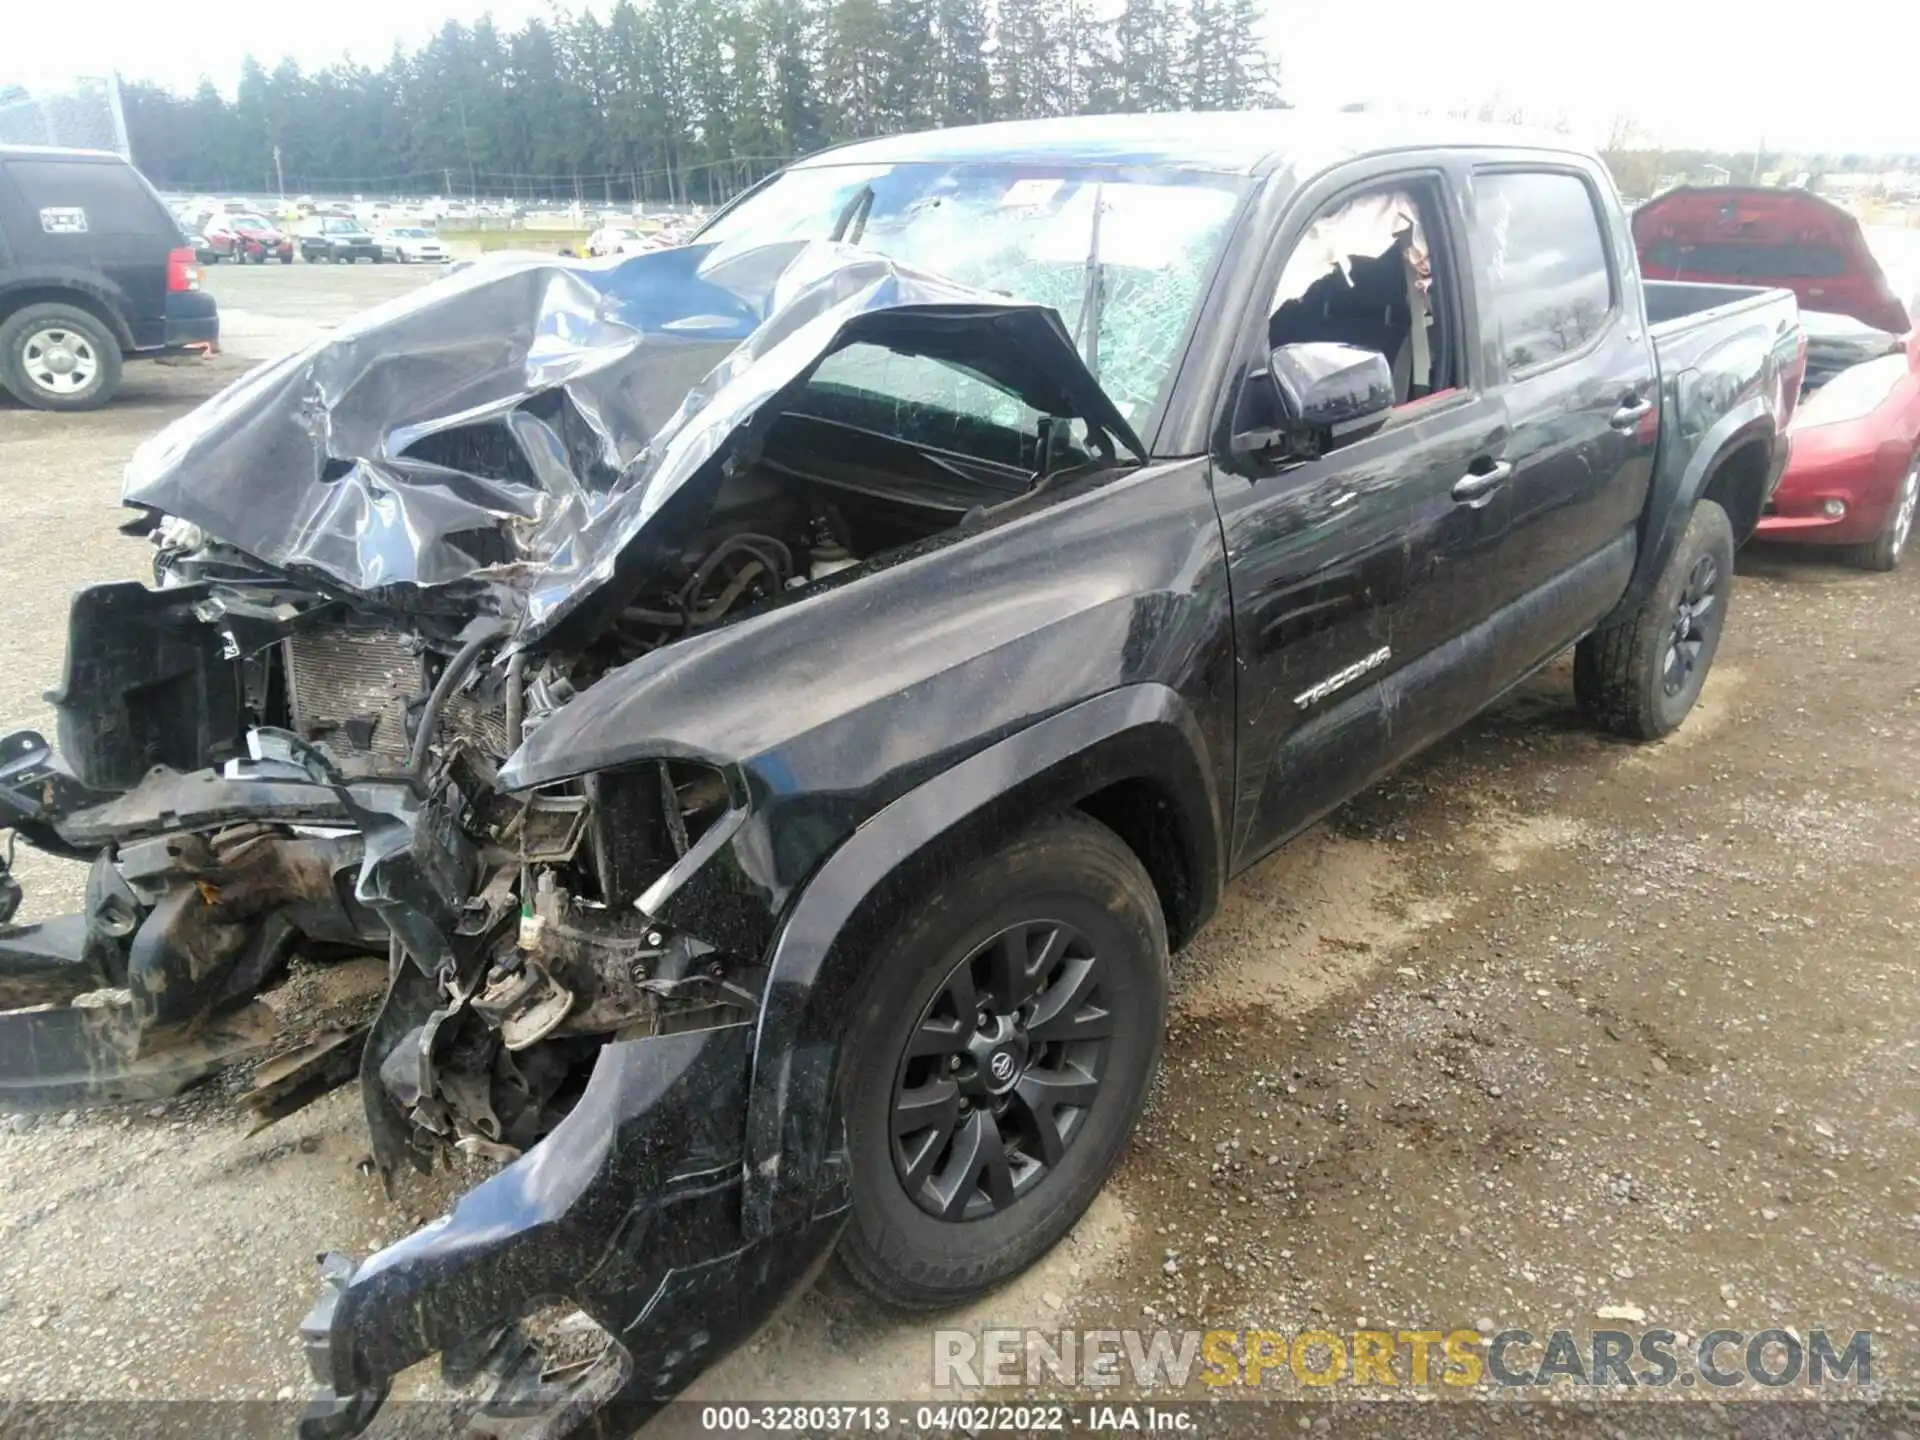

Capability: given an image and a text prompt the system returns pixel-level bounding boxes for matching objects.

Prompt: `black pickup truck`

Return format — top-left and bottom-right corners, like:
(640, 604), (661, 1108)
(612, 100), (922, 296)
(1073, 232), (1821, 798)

(0, 114), (1801, 1434)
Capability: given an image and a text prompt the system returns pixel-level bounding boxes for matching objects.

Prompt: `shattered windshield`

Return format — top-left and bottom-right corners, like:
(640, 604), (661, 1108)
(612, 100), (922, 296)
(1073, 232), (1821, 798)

(701, 162), (1246, 430)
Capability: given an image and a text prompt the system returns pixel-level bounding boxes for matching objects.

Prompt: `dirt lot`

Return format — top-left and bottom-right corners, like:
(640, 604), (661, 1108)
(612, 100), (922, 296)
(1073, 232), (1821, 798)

(1, 263), (1917, 1429)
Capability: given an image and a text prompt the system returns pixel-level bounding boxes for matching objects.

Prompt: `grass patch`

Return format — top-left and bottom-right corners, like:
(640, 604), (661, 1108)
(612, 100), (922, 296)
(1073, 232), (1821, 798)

(436, 228), (593, 255)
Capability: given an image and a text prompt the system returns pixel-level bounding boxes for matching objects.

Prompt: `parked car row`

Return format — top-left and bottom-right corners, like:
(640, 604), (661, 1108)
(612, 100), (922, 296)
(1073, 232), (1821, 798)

(182, 213), (450, 266)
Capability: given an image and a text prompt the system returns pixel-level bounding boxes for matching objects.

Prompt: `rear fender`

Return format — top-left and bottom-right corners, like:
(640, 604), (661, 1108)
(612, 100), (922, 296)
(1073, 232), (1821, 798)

(739, 682), (1222, 1240)
(0, 272), (138, 349)
(1610, 390), (1784, 624)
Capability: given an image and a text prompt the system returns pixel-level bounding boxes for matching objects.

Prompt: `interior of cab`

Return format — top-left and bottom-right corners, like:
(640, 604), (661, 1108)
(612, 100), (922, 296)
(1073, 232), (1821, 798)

(1268, 183), (1458, 410)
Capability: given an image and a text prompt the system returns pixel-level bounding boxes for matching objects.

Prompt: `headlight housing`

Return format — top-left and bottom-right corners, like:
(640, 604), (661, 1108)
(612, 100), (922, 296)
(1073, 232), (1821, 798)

(1792, 354), (1907, 430)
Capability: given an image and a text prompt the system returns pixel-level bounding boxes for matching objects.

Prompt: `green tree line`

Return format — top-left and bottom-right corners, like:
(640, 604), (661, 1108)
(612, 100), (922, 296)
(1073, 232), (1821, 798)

(118, 0), (1281, 205)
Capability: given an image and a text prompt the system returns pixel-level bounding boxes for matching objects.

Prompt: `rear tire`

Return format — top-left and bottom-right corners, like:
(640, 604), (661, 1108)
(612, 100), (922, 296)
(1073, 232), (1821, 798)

(1845, 455), (1918, 572)
(832, 812), (1168, 1310)
(1574, 499), (1735, 740)
(0, 303), (123, 412)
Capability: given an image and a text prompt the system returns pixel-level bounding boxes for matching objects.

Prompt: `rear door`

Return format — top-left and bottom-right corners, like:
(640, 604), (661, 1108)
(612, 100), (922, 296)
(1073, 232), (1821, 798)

(0, 155), (180, 346)
(1464, 164), (1657, 634)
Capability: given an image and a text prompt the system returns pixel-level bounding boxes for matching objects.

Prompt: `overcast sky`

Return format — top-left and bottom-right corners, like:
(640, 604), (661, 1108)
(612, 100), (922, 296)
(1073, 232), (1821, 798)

(12, 0), (1919, 156)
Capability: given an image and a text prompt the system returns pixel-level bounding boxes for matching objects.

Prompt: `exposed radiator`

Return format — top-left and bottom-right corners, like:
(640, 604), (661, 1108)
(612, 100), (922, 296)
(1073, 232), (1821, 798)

(284, 627), (508, 767)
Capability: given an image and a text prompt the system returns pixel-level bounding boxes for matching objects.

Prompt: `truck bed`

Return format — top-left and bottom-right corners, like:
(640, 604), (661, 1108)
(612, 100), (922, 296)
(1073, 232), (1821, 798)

(1644, 279), (1793, 334)
(1634, 278), (1802, 558)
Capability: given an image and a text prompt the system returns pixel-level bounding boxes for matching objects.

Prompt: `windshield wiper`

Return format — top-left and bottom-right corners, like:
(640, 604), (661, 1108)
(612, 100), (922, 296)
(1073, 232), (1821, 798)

(830, 185), (875, 246)
(1073, 183), (1105, 380)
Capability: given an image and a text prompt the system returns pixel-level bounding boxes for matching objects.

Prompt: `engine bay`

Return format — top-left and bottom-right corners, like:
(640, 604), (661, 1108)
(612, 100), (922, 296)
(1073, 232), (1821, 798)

(0, 370), (1121, 1170)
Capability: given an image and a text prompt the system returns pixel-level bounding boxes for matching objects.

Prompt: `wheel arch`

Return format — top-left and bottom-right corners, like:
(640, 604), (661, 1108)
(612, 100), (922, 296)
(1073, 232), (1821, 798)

(1605, 403), (1785, 630)
(739, 683), (1223, 1240)
(0, 282), (134, 351)
(1698, 429), (1780, 545)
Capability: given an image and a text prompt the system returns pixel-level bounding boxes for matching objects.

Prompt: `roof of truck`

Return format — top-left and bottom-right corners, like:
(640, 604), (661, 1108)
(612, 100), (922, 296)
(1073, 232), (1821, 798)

(0, 143), (129, 163)
(795, 110), (1586, 178)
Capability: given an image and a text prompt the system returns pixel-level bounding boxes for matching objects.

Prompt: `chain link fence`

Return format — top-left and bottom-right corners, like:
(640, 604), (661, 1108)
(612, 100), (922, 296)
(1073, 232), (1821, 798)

(0, 74), (130, 156)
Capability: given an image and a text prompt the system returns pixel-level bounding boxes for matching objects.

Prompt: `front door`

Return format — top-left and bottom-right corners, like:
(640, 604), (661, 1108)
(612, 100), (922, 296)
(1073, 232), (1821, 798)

(1215, 165), (1512, 870)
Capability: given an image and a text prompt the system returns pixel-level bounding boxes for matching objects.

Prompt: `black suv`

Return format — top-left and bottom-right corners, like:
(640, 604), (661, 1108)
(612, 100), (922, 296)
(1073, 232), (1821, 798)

(298, 216), (380, 263)
(0, 145), (219, 411)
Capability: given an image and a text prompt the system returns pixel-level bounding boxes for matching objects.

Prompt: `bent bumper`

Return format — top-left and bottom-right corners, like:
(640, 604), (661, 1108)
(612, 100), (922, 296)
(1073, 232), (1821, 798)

(1754, 509), (1876, 544)
(162, 291), (220, 350)
(301, 1021), (848, 1437)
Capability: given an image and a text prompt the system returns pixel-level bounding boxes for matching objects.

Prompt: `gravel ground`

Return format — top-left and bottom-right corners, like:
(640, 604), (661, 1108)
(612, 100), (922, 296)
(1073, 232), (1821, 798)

(2, 263), (1917, 1433)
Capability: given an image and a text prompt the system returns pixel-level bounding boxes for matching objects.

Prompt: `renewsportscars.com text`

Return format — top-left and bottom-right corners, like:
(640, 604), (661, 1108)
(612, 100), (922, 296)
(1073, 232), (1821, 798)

(933, 1327), (1873, 1390)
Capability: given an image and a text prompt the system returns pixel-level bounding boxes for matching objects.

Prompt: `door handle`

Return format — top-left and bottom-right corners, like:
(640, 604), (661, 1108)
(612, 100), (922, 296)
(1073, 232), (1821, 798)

(1610, 396), (1654, 429)
(1452, 460), (1513, 502)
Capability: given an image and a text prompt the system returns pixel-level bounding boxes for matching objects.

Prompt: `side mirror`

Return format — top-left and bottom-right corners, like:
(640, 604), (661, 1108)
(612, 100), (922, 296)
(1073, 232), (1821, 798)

(1270, 342), (1396, 438)
(1230, 342), (1396, 465)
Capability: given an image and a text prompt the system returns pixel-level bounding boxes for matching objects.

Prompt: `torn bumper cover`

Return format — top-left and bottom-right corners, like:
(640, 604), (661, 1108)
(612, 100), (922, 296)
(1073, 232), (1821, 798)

(299, 1024), (848, 1440)
(0, 730), (366, 1111)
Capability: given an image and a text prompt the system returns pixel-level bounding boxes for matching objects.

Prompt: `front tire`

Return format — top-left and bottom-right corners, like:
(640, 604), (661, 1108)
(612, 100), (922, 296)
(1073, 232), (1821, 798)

(1575, 499), (1735, 740)
(833, 812), (1168, 1310)
(1846, 455), (1918, 572)
(0, 303), (123, 411)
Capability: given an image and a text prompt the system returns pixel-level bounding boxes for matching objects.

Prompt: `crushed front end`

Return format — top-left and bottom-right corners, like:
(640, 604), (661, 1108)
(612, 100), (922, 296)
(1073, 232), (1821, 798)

(0, 238), (1146, 1434)
(0, 488), (855, 1433)
(0, 529), (853, 1434)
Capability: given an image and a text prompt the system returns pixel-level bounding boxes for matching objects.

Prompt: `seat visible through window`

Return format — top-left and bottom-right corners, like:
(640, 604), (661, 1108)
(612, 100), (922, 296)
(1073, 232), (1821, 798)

(1268, 188), (1444, 405)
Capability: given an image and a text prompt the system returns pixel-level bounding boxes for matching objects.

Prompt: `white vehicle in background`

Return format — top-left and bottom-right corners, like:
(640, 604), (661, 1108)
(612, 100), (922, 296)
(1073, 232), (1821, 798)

(376, 226), (447, 264)
(584, 224), (659, 257)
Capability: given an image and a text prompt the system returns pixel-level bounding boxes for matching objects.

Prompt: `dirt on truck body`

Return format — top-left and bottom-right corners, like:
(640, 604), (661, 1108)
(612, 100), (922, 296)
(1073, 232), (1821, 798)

(0, 112), (1803, 1439)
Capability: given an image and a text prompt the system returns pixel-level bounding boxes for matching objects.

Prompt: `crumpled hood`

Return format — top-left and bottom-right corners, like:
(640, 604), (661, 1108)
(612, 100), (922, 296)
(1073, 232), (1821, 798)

(122, 239), (1144, 646)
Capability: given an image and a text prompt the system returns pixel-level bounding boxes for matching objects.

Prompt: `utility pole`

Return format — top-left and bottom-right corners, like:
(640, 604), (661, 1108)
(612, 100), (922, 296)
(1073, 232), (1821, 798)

(273, 144), (285, 199)
(456, 92), (478, 198)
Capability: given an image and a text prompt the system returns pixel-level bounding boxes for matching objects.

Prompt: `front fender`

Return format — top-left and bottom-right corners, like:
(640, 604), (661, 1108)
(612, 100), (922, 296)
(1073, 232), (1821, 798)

(739, 681), (1221, 1240)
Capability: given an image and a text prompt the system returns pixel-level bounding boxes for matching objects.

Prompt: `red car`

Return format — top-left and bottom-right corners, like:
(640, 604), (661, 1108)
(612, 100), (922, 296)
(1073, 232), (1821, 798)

(1766, 319), (1920, 568)
(1636, 187), (1919, 568)
(205, 212), (295, 265)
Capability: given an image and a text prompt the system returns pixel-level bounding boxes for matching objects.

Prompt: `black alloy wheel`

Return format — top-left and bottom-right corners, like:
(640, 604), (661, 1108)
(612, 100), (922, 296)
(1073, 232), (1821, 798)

(1573, 498), (1735, 740)
(833, 811), (1168, 1309)
(891, 919), (1112, 1222)
(1661, 550), (1720, 698)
